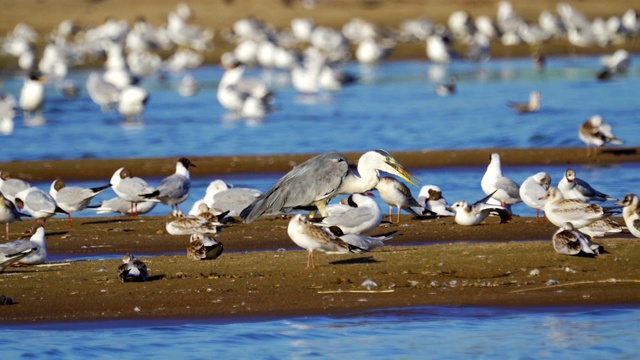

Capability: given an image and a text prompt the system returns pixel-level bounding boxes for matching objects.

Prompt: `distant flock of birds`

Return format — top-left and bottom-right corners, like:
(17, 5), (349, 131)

(0, 0), (637, 132)
(1, 137), (639, 275)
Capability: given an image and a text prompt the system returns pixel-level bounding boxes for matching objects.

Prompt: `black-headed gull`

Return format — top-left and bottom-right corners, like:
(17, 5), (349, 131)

(19, 72), (46, 122)
(287, 214), (393, 269)
(14, 186), (67, 223)
(141, 157), (195, 214)
(110, 167), (155, 216)
(0, 170), (31, 203)
(0, 247), (35, 272)
(0, 226), (47, 265)
(117, 253), (148, 282)
(91, 196), (157, 216)
(541, 187), (614, 229)
(552, 222), (602, 256)
(0, 191), (28, 239)
(375, 176), (421, 223)
(416, 185), (454, 216)
(49, 179), (111, 226)
(316, 193), (382, 234)
(519, 172), (551, 221)
(450, 191), (512, 226)
(165, 211), (222, 235)
(481, 153), (522, 207)
(557, 168), (616, 202)
(617, 193), (640, 238)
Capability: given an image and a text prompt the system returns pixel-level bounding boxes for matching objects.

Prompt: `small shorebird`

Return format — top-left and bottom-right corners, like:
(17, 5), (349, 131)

(450, 191), (512, 226)
(187, 233), (224, 260)
(557, 168), (616, 202)
(141, 158), (195, 215)
(49, 179), (111, 226)
(286, 214), (393, 269)
(0, 226), (47, 265)
(578, 115), (624, 157)
(481, 153), (522, 207)
(416, 185), (454, 216)
(0, 170), (31, 203)
(118, 253), (148, 282)
(508, 90), (541, 113)
(110, 167), (155, 216)
(552, 222), (602, 256)
(616, 193), (640, 238)
(14, 186), (68, 223)
(541, 187), (614, 229)
(316, 193), (382, 234)
(375, 176), (421, 223)
(519, 172), (551, 221)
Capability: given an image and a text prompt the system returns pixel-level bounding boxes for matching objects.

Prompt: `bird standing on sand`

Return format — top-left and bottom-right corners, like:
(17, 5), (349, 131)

(49, 178), (112, 226)
(0, 191), (28, 239)
(241, 150), (419, 223)
(0, 170), (31, 203)
(450, 191), (512, 226)
(375, 176), (421, 223)
(481, 153), (522, 207)
(118, 253), (148, 282)
(508, 91), (541, 113)
(110, 167), (155, 216)
(578, 115), (624, 157)
(617, 193), (640, 238)
(287, 214), (393, 269)
(552, 222), (602, 256)
(519, 172), (551, 221)
(141, 158), (195, 215)
(557, 168), (616, 202)
(14, 186), (67, 223)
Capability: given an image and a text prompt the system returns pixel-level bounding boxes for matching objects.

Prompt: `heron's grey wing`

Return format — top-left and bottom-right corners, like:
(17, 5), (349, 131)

(241, 152), (348, 222)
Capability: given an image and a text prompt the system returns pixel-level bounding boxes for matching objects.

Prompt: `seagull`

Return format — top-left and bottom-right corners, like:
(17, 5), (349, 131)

(552, 222), (602, 256)
(0, 191), (29, 239)
(416, 185), (454, 216)
(85, 72), (120, 112)
(519, 172), (551, 221)
(165, 211), (222, 235)
(217, 61), (274, 119)
(0, 226), (47, 265)
(0, 247), (35, 272)
(240, 150), (419, 223)
(541, 187), (614, 229)
(0, 170), (31, 203)
(91, 196), (157, 216)
(141, 157), (195, 214)
(578, 218), (625, 238)
(286, 214), (393, 269)
(110, 167), (155, 216)
(198, 179), (262, 217)
(187, 233), (224, 261)
(14, 186), (68, 222)
(118, 85), (149, 122)
(19, 72), (46, 122)
(49, 179), (111, 225)
(0, 94), (17, 135)
(578, 115), (624, 157)
(617, 193), (640, 238)
(557, 168), (616, 202)
(375, 176), (421, 223)
(508, 91), (541, 113)
(178, 74), (200, 97)
(117, 253), (148, 282)
(315, 193), (382, 234)
(480, 153), (522, 207)
(450, 191), (512, 226)
(434, 76), (456, 96)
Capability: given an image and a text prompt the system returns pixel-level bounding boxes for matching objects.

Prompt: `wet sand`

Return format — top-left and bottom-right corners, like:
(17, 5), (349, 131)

(1, 148), (639, 324)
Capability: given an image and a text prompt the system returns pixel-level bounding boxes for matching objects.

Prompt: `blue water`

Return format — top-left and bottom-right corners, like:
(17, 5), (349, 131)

(0, 55), (638, 161)
(2, 306), (639, 358)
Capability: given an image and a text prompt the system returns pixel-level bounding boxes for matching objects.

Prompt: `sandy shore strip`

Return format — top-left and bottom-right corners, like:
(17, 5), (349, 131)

(0, 213), (638, 324)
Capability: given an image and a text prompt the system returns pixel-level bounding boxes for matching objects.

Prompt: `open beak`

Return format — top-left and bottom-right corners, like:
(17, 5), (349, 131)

(387, 161), (420, 186)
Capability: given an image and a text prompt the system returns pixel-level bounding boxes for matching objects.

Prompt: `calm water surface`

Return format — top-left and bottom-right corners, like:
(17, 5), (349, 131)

(2, 306), (639, 359)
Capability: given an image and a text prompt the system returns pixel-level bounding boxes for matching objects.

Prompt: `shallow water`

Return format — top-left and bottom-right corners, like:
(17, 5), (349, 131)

(0, 55), (638, 161)
(2, 306), (639, 359)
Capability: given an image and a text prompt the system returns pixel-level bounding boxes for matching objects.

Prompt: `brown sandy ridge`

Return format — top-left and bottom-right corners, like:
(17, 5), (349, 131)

(0, 147), (639, 324)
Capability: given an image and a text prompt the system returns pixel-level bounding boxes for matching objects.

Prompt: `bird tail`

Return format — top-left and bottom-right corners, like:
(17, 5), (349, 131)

(347, 243), (368, 254)
(140, 190), (160, 199)
(91, 183), (112, 193)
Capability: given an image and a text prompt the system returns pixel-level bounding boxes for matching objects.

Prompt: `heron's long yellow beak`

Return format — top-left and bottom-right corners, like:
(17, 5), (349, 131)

(388, 161), (420, 187)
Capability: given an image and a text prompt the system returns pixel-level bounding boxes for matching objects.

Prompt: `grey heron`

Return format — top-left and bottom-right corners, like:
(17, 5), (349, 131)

(240, 149), (420, 223)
